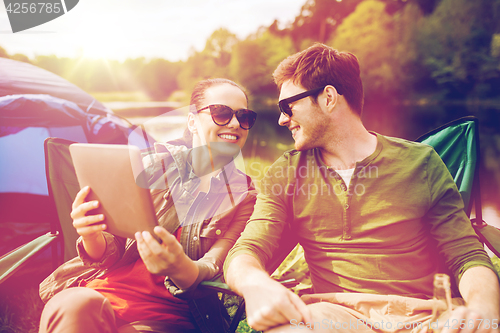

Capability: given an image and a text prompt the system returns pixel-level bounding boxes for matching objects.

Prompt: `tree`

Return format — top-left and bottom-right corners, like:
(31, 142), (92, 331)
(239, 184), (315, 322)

(139, 59), (181, 99)
(177, 51), (220, 93)
(11, 53), (31, 63)
(204, 28), (238, 67)
(230, 31), (295, 99)
(416, 0), (500, 98)
(121, 57), (147, 92)
(35, 55), (70, 78)
(287, 0), (363, 47)
(177, 28), (239, 92)
(0, 46), (9, 58)
(330, 0), (419, 99)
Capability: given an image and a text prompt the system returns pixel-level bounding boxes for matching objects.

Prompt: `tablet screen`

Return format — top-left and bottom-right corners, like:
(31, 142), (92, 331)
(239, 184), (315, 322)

(69, 143), (158, 239)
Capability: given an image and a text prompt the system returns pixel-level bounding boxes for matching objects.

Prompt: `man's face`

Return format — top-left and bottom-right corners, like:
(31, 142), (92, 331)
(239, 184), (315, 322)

(278, 80), (327, 151)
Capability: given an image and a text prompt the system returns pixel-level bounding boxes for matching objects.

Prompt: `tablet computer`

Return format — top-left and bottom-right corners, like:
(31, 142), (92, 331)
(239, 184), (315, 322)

(69, 143), (158, 239)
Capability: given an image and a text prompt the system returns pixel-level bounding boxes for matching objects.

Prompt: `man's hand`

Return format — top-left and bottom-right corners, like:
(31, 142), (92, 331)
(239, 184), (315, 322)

(226, 254), (311, 332)
(441, 306), (499, 333)
(243, 277), (311, 331)
(449, 265), (500, 333)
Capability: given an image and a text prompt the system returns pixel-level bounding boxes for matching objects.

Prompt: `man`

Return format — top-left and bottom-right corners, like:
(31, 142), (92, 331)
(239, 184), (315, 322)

(224, 43), (499, 332)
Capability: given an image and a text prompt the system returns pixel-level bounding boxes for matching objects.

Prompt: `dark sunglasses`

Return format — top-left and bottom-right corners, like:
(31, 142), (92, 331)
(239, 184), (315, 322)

(278, 85), (342, 117)
(197, 104), (257, 130)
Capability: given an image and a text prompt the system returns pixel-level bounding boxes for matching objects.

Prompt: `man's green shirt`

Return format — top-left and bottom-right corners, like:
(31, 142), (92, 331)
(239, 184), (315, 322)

(225, 134), (494, 297)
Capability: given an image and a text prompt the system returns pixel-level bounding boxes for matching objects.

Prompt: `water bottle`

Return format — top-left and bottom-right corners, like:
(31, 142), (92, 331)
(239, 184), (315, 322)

(429, 273), (453, 333)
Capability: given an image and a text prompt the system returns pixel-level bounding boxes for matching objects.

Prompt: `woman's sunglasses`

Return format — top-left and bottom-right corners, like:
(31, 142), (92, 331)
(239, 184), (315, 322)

(197, 104), (257, 130)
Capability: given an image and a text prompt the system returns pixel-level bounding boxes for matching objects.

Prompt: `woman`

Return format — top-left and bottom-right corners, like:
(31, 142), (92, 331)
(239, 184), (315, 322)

(39, 78), (258, 333)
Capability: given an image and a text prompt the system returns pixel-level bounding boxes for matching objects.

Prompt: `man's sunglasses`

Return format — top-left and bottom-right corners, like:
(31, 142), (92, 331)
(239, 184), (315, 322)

(278, 85), (342, 117)
(197, 104), (257, 130)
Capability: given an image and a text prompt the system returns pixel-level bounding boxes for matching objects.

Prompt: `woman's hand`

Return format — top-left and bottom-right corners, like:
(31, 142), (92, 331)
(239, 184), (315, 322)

(70, 186), (106, 239)
(70, 186), (106, 260)
(136, 226), (199, 289)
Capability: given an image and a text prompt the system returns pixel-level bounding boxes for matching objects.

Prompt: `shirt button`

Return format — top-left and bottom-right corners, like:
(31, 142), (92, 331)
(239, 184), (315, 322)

(215, 229), (222, 235)
(193, 236), (198, 241)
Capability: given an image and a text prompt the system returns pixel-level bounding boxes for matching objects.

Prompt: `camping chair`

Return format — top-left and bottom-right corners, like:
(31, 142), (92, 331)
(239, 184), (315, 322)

(44, 137), (82, 263)
(415, 116), (500, 257)
(0, 232), (59, 284)
(40, 137), (246, 332)
(0, 137), (80, 284)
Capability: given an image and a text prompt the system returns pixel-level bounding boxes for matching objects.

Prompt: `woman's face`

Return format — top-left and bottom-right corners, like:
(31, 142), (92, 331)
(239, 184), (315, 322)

(188, 84), (249, 150)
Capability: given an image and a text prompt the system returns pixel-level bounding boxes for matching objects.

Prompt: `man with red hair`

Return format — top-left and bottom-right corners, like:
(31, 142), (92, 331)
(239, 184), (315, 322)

(224, 43), (499, 333)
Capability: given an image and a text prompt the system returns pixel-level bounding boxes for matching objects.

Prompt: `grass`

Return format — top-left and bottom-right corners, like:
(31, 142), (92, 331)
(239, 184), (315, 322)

(0, 285), (44, 333)
(0, 259), (50, 333)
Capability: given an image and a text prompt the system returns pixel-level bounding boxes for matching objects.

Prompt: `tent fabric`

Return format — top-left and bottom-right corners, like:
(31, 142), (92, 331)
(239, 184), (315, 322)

(0, 94), (89, 129)
(0, 94), (138, 144)
(0, 94), (133, 196)
(0, 127), (53, 195)
(0, 57), (110, 115)
(0, 61), (153, 268)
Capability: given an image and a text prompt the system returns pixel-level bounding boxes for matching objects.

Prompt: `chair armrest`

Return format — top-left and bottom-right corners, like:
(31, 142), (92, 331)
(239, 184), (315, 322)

(199, 276), (298, 295)
(473, 221), (500, 258)
(0, 232), (59, 284)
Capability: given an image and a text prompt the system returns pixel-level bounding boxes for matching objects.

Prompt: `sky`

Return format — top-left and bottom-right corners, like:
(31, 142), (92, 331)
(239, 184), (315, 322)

(0, 0), (306, 61)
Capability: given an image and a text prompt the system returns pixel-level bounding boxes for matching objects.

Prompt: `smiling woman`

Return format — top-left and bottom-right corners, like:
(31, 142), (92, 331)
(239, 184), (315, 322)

(190, 83), (254, 150)
(38, 77), (258, 333)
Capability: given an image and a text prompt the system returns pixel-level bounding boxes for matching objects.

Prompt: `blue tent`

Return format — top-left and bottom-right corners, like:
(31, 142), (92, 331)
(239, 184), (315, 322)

(0, 59), (151, 262)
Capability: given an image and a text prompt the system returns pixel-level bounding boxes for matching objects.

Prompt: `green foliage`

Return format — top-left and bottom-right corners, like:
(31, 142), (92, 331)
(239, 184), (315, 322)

(230, 31), (294, 106)
(29, 55), (180, 100)
(329, 0), (420, 99)
(2, 0), (499, 103)
(204, 28), (238, 67)
(0, 46), (8, 58)
(416, 0), (500, 98)
(177, 28), (239, 92)
(287, 0), (363, 46)
(0, 284), (44, 333)
(491, 34), (500, 58)
(10, 53), (31, 63)
(236, 318), (259, 333)
(139, 59), (181, 99)
(272, 244), (312, 295)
